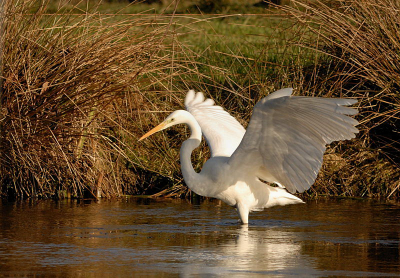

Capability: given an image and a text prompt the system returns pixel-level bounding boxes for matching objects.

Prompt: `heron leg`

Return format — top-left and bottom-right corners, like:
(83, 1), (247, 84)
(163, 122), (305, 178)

(236, 203), (249, 224)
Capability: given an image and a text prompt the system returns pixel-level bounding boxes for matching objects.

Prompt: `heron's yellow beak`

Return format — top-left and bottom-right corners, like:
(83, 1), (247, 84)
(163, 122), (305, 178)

(139, 121), (168, 141)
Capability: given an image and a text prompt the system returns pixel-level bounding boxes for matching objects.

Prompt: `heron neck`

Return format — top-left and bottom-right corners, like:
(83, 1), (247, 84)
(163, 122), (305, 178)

(180, 116), (204, 195)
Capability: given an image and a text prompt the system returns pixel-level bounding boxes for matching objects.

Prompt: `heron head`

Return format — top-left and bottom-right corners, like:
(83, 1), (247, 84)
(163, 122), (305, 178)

(139, 110), (189, 141)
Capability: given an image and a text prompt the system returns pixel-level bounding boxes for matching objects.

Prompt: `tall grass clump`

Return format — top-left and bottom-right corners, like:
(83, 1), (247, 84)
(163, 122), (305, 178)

(278, 0), (400, 198)
(0, 0), (190, 199)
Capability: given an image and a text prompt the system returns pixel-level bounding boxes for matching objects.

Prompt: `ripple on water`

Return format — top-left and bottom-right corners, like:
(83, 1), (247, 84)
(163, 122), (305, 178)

(0, 198), (399, 276)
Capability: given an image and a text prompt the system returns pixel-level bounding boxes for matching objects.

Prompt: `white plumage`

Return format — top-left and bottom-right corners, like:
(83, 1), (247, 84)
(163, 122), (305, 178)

(140, 88), (359, 224)
(184, 90), (245, 157)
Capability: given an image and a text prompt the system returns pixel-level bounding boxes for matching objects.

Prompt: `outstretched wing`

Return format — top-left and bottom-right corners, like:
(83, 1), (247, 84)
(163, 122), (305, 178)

(228, 88), (359, 193)
(185, 90), (246, 157)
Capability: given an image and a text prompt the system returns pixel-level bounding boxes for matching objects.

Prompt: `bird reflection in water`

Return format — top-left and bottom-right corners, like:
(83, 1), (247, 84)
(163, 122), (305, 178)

(179, 224), (306, 277)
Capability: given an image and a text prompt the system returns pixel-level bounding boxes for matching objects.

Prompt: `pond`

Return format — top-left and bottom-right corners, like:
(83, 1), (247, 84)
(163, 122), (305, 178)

(0, 197), (399, 277)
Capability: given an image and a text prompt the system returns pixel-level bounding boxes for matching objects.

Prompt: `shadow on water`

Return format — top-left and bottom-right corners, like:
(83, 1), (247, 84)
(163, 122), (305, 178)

(0, 197), (399, 277)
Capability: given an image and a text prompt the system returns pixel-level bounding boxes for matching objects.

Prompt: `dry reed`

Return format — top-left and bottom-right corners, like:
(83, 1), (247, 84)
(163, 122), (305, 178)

(277, 0), (400, 199)
(0, 0), (196, 199)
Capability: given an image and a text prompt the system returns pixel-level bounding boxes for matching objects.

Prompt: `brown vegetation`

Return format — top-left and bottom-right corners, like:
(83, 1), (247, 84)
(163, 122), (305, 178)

(280, 0), (400, 198)
(0, 0), (194, 198)
(0, 0), (399, 200)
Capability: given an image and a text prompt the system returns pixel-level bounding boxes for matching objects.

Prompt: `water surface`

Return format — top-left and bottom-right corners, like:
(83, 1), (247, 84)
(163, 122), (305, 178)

(1, 197), (399, 277)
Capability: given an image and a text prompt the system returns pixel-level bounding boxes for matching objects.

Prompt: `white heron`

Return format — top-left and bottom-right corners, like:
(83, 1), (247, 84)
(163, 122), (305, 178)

(139, 88), (359, 224)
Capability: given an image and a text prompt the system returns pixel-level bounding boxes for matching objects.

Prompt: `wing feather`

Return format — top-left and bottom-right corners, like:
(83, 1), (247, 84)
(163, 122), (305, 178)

(229, 88), (359, 193)
(185, 90), (246, 157)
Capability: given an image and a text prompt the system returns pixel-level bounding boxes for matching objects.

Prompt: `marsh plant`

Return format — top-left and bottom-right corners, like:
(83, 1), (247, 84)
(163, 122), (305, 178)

(278, 0), (400, 198)
(0, 0), (197, 198)
(0, 0), (399, 200)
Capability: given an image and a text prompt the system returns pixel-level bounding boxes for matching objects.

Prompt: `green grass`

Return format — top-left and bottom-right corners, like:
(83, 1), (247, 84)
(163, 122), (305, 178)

(42, 0), (285, 14)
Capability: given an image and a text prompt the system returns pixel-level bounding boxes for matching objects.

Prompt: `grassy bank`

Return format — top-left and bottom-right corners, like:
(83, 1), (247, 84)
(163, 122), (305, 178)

(0, 0), (399, 200)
